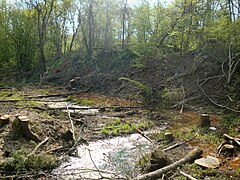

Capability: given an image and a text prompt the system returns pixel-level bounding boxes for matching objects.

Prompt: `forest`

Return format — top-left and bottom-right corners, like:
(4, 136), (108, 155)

(0, 0), (240, 179)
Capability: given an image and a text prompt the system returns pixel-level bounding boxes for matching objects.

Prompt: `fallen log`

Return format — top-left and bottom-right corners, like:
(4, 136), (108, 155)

(134, 147), (202, 180)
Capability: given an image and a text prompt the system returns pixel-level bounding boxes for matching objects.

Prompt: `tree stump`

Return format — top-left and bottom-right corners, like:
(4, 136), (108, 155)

(199, 114), (211, 128)
(12, 115), (41, 142)
(0, 115), (10, 128)
(164, 132), (174, 143)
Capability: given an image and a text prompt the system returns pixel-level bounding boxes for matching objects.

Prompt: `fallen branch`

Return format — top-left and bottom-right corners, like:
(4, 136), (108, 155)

(135, 128), (153, 143)
(173, 95), (202, 108)
(224, 134), (240, 146)
(67, 123), (86, 156)
(162, 129), (199, 152)
(88, 148), (104, 179)
(179, 171), (197, 180)
(133, 147), (202, 180)
(26, 92), (75, 99)
(197, 79), (240, 113)
(27, 137), (49, 157)
(123, 120), (153, 143)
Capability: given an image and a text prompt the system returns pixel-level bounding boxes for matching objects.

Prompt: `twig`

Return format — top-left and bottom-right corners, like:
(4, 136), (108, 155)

(87, 148), (104, 179)
(179, 171), (197, 180)
(27, 137), (49, 157)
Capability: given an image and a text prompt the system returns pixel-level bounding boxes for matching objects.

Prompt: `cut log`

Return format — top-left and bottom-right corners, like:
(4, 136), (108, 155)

(12, 115), (41, 142)
(199, 114), (210, 128)
(0, 115), (10, 127)
(134, 148), (202, 180)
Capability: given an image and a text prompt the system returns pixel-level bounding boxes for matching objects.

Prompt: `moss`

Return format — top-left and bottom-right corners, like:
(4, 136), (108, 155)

(80, 99), (95, 106)
(66, 95), (79, 103)
(38, 89), (49, 95)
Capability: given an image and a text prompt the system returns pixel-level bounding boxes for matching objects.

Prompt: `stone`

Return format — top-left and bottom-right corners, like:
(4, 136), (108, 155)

(194, 156), (220, 168)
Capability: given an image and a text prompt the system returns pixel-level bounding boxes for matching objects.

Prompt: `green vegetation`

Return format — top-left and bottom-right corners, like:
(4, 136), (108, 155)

(80, 99), (95, 106)
(38, 89), (49, 95)
(100, 118), (153, 136)
(66, 95), (79, 103)
(0, 149), (58, 173)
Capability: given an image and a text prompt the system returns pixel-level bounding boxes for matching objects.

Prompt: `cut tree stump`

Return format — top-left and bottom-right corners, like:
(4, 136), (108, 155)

(12, 115), (41, 142)
(164, 132), (174, 143)
(0, 115), (10, 128)
(199, 114), (210, 128)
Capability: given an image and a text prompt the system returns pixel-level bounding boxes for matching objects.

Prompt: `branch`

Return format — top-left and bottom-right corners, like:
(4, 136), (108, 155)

(27, 137), (49, 157)
(179, 171), (197, 180)
(197, 79), (240, 113)
(67, 123), (86, 156)
(162, 129), (199, 152)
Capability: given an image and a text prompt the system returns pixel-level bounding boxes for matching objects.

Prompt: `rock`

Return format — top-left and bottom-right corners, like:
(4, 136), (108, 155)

(194, 156), (220, 168)
(209, 126), (216, 131)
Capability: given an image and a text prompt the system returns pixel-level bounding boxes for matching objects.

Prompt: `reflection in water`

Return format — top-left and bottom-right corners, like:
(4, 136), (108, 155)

(54, 134), (152, 179)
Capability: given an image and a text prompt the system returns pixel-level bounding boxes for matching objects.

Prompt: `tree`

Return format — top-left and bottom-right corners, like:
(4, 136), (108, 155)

(28, 0), (55, 75)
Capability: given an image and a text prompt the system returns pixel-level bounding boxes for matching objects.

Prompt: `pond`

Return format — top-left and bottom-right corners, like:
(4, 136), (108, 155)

(54, 133), (153, 179)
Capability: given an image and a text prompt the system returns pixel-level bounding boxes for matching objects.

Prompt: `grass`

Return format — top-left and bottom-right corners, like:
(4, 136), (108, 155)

(80, 99), (95, 106)
(100, 118), (154, 136)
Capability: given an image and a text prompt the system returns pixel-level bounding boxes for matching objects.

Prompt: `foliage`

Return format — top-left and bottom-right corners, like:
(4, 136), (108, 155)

(0, 149), (58, 173)
(100, 119), (153, 136)
(0, 0), (239, 104)
(66, 95), (79, 103)
(119, 77), (156, 104)
(220, 114), (240, 128)
(80, 99), (95, 106)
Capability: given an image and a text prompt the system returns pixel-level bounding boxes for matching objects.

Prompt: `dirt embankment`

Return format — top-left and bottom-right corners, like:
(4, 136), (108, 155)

(43, 50), (234, 111)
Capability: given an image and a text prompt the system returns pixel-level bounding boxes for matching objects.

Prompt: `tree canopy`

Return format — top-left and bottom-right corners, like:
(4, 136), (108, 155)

(0, 0), (239, 98)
